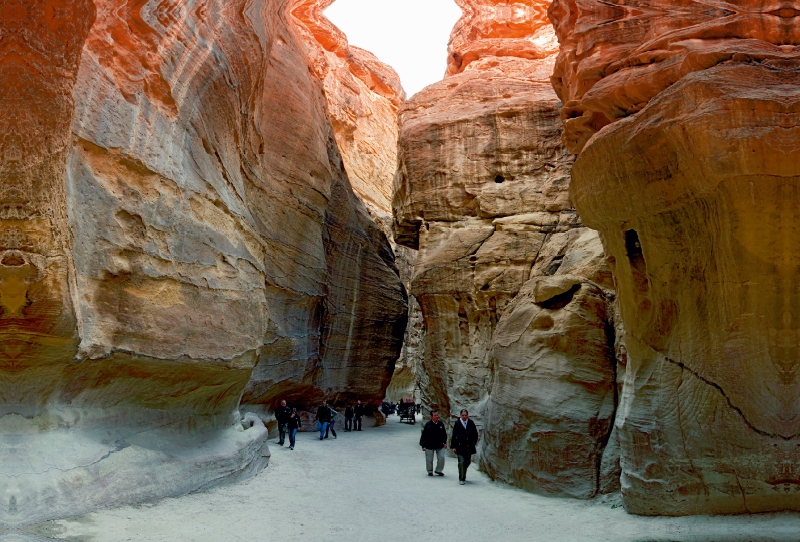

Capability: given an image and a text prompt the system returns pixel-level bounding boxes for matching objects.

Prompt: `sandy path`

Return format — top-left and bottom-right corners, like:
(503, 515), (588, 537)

(24, 419), (800, 541)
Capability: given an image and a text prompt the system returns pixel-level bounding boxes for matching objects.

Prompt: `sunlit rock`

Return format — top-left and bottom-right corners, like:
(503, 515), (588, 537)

(392, 0), (620, 498)
(551, 0), (800, 514)
(0, 0), (405, 525)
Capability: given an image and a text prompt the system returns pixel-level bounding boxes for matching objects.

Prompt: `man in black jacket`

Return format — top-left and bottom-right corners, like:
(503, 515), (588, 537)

(450, 409), (479, 485)
(353, 400), (364, 431)
(315, 400), (332, 440)
(344, 405), (354, 431)
(419, 410), (448, 476)
(275, 399), (291, 446)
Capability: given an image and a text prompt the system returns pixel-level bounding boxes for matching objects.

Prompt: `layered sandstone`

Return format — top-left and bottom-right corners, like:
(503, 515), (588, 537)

(291, 0), (405, 218)
(550, 0), (800, 514)
(482, 230), (619, 498)
(0, 0), (406, 525)
(393, 0), (620, 497)
(292, 0), (419, 406)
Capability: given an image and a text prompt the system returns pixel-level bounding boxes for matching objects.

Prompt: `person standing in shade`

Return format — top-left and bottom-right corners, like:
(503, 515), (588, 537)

(353, 400), (364, 431)
(344, 405), (354, 432)
(287, 408), (301, 450)
(315, 400), (332, 440)
(450, 409), (479, 485)
(325, 404), (338, 439)
(275, 399), (291, 446)
(419, 410), (448, 476)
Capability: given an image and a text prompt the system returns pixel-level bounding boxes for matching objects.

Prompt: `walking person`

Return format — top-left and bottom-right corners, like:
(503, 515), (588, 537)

(275, 399), (291, 446)
(450, 409), (479, 485)
(287, 408), (301, 450)
(420, 410), (448, 476)
(315, 400), (332, 440)
(354, 400), (364, 431)
(344, 405), (354, 432)
(325, 404), (338, 439)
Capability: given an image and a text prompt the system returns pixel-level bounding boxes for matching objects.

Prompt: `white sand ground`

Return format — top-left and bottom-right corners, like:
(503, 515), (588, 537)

(17, 418), (800, 542)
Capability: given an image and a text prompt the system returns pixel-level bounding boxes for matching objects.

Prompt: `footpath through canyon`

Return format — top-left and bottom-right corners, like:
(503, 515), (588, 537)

(16, 420), (800, 542)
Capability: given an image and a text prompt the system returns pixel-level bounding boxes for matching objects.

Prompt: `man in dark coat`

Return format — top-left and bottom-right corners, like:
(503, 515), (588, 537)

(275, 399), (291, 446)
(353, 400), (365, 431)
(419, 410), (448, 476)
(344, 405), (354, 431)
(315, 400), (332, 440)
(450, 409), (479, 485)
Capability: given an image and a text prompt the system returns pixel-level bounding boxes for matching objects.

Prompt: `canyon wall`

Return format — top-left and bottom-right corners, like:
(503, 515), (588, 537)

(550, 0), (800, 514)
(0, 0), (406, 526)
(292, 0), (420, 406)
(393, 0), (620, 498)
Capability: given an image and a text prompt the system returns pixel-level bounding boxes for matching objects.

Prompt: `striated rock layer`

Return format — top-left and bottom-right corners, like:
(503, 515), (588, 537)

(292, 0), (418, 407)
(393, 0), (620, 498)
(0, 0), (406, 525)
(551, 0), (800, 514)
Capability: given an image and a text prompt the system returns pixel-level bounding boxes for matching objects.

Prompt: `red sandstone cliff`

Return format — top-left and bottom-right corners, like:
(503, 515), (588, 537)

(0, 0), (406, 525)
(550, 0), (800, 515)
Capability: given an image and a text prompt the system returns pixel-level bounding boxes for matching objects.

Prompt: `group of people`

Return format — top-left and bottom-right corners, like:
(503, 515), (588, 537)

(380, 399), (420, 417)
(419, 409), (479, 485)
(273, 400), (303, 450)
(273, 399), (367, 450)
(275, 400), (479, 485)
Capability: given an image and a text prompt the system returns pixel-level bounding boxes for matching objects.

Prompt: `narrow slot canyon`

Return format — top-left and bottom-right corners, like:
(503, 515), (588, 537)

(2, 0), (800, 538)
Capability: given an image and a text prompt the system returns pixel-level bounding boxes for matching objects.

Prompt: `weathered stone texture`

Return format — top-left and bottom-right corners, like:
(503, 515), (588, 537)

(292, 0), (405, 218)
(0, 0), (405, 525)
(482, 233), (617, 499)
(550, 0), (800, 514)
(393, 0), (620, 498)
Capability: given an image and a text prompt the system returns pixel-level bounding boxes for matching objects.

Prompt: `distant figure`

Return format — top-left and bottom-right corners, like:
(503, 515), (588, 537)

(344, 405), (354, 431)
(315, 400), (332, 440)
(381, 401), (390, 418)
(451, 409), (479, 485)
(354, 400), (364, 431)
(287, 408), (301, 450)
(275, 399), (291, 446)
(325, 404), (338, 439)
(420, 410), (448, 477)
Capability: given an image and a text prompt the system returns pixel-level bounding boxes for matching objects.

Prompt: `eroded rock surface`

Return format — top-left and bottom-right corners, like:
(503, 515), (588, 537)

(482, 232), (617, 498)
(393, 0), (620, 498)
(0, 0), (405, 525)
(550, 0), (800, 514)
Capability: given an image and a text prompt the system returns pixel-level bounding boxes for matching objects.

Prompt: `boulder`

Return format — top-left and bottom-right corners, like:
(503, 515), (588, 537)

(483, 243), (617, 498)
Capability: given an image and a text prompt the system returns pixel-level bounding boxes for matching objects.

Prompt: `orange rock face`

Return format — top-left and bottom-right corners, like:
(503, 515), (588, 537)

(292, 0), (404, 217)
(0, 0), (406, 524)
(551, 0), (800, 514)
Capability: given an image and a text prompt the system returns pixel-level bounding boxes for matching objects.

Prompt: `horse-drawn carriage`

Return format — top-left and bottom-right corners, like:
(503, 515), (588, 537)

(397, 401), (416, 424)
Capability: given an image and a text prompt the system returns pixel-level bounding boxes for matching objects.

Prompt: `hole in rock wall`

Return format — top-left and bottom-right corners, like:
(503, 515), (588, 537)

(494, 175), (505, 183)
(538, 284), (581, 311)
(624, 229), (647, 275)
(324, 0), (462, 96)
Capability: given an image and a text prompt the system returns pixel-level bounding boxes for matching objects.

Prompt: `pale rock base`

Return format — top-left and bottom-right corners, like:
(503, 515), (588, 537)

(0, 412), (269, 528)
